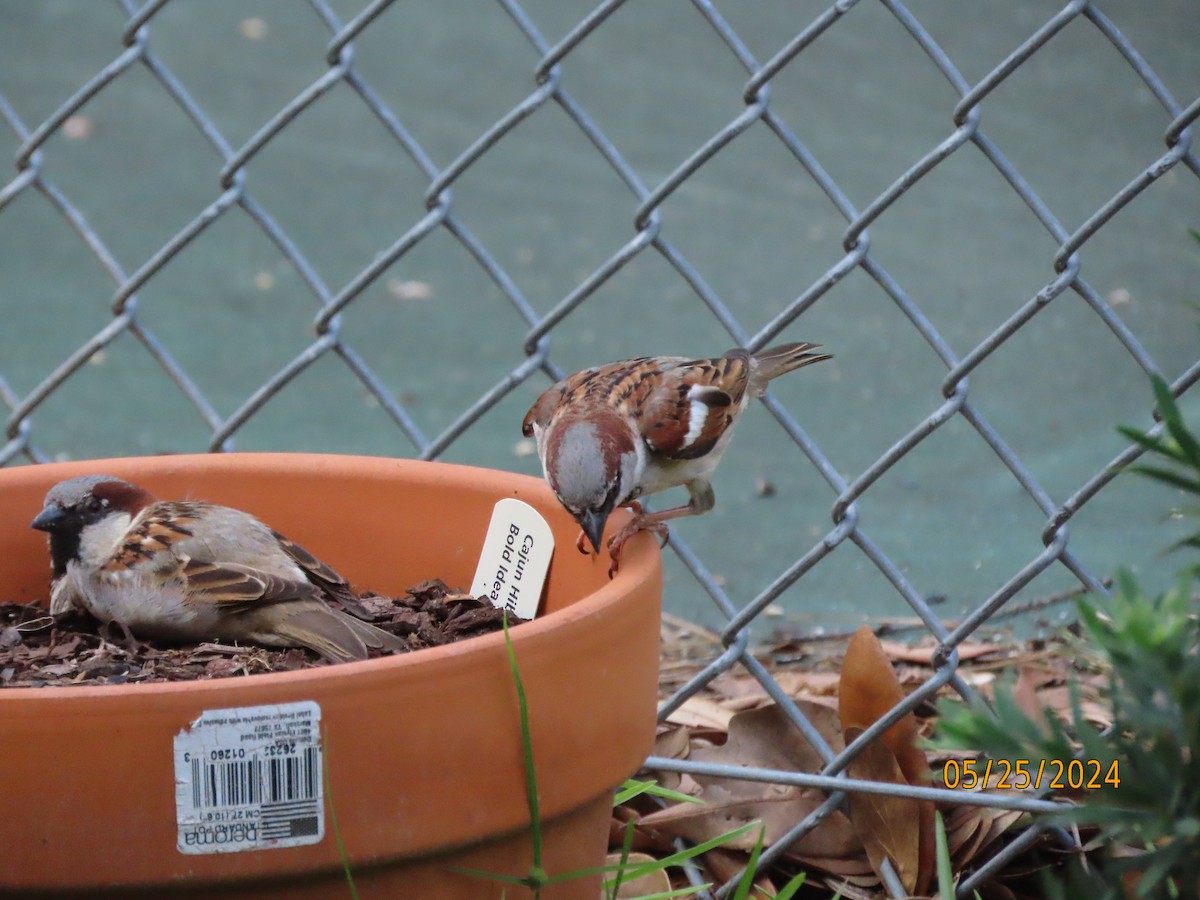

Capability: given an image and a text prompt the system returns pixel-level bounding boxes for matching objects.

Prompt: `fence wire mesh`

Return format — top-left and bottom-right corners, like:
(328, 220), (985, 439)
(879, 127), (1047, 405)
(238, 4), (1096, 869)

(2, 0), (1199, 895)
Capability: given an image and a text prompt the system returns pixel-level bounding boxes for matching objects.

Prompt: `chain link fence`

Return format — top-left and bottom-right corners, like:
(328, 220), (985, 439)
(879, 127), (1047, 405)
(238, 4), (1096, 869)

(2, 0), (1199, 895)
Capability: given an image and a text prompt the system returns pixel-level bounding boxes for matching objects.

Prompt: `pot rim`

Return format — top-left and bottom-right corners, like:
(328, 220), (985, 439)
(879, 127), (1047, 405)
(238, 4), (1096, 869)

(0, 451), (655, 702)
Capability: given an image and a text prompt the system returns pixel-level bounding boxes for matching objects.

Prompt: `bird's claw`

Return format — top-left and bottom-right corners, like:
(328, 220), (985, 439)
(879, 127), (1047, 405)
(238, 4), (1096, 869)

(103, 617), (145, 655)
(579, 502), (670, 577)
(604, 517), (670, 579)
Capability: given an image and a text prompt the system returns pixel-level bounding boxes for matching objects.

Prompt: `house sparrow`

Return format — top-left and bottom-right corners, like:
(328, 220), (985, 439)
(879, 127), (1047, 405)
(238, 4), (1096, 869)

(30, 475), (405, 663)
(523, 342), (831, 573)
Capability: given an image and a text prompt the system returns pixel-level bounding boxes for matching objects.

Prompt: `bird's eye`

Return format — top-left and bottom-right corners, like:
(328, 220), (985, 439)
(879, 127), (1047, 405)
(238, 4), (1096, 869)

(87, 498), (104, 512)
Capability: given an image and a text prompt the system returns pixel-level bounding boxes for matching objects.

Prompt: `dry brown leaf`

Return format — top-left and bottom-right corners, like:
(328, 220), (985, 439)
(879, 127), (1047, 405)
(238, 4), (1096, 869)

(880, 639), (1000, 665)
(658, 702), (861, 871)
(1013, 667), (1050, 734)
(722, 695), (773, 713)
(1034, 684), (1113, 729)
(950, 806), (1001, 866)
(609, 810), (678, 856)
(842, 726), (923, 893)
(638, 785), (818, 849)
(942, 791), (1027, 870)
(701, 670), (843, 711)
(604, 852), (671, 898)
(838, 627), (935, 894)
(839, 627), (916, 746)
(775, 809), (870, 873)
(639, 786), (866, 867)
(709, 670), (772, 702)
(649, 725), (690, 791)
(664, 696), (734, 730)
(690, 702), (843, 774)
(673, 773), (702, 798)
(791, 849), (875, 879)
(945, 804), (987, 858)
(977, 808), (1027, 856)
(703, 846), (777, 895)
(820, 873), (883, 899)
(774, 669), (842, 698)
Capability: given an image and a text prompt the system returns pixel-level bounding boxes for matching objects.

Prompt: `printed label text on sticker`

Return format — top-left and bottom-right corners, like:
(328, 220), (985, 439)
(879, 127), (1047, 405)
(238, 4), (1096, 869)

(174, 700), (323, 854)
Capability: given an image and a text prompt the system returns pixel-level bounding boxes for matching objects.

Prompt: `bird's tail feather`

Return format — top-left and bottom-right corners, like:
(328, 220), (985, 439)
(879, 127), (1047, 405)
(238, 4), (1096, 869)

(273, 607), (403, 663)
(344, 614), (406, 653)
(751, 342), (831, 387)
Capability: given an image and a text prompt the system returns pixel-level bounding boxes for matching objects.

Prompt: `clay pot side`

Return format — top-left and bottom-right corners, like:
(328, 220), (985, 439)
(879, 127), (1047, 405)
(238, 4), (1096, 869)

(0, 453), (662, 898)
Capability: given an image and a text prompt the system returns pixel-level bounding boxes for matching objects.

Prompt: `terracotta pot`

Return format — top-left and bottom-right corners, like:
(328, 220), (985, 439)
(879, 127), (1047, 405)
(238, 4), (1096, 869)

(0, 453), (662, 898)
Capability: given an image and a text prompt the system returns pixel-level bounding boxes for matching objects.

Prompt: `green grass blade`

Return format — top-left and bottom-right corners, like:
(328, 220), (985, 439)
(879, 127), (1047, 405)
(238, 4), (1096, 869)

(1116, 424), (1181, 459)
(935, 811), (955, 899)
(772, 871), (808, 900)
(321, 727), (359, 900)
(607, 821), (762, 888)
(731, 826), (766, 900)
(614, 779), (657, 806)
(447, 866), (528, 886)
(607, 819), (637, 899)
(503, 614), (545, 887)
(621, 886), (715, 900)
(615, 779), (703, 806)
(1125, 464), (1200, 495)
(1151, 375), (1200, 468)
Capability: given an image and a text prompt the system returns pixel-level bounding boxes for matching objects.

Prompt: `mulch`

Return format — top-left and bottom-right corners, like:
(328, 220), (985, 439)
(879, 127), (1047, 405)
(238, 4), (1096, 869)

(0, 579), (525, 688)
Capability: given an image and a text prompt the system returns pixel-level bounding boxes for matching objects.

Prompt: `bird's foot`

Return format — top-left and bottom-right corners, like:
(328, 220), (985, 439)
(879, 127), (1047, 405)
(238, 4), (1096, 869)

(605, 516), (670, 578)
(574, 500), (649, 556)
(102, 617), (147, 655)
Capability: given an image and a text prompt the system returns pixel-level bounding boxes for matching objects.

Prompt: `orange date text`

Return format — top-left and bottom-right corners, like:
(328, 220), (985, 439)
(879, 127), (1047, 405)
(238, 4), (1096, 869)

(941, 757), (1119, 791)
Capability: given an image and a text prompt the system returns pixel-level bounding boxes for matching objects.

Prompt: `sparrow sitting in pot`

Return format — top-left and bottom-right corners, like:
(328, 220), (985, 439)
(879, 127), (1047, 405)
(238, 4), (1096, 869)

(31, 474), (404, 663)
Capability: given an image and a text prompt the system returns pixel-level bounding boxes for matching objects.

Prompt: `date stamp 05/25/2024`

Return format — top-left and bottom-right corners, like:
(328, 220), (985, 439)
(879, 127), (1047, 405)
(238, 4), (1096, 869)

(942, 758), (1121, 792)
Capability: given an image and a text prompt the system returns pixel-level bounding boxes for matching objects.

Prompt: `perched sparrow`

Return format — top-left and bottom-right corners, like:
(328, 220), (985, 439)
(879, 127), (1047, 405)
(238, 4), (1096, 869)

(30, 475), (405, 663)
(523, 342), (831, 573)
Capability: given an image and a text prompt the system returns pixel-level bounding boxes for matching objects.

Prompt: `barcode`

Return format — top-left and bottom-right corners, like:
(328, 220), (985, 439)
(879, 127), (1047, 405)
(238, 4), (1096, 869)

(190, 748), (319, 809)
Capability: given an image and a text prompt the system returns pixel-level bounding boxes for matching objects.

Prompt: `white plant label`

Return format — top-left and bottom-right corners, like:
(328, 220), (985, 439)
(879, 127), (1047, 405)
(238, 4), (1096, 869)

(173, 701), (324, 855)
(470, 498), (555, 619)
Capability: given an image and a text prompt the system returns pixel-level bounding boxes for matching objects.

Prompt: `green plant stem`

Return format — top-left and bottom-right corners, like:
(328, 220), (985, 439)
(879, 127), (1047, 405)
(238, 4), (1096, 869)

(322, 726), (359, 900)
(503, 612), (546, 890)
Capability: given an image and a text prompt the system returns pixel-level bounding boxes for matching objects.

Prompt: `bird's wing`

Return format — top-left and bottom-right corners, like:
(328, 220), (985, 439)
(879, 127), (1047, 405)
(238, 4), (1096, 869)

(180, 558), (322, 612)
(639, 350), (752, 461)
(99, 501), (206, 573)
(98, 501), (321, 612)
(270, 529), (372, 618)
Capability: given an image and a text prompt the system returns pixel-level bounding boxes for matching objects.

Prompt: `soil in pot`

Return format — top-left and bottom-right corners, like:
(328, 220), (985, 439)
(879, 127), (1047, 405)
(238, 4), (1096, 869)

(0, 578), (528, 688)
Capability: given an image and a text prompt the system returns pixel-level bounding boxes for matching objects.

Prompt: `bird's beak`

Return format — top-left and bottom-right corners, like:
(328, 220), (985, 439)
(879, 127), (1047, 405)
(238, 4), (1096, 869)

(30, 505), (66, 532)
(577, 509), (607, 556)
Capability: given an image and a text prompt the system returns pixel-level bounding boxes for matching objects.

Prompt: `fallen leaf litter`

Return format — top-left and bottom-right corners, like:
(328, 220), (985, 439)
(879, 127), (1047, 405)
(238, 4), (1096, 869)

(614, 614), (1114, 897)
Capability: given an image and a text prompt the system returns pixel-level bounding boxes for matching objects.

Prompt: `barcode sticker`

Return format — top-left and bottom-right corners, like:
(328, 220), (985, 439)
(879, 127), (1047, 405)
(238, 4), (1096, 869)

(173, 701), (324, 854)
